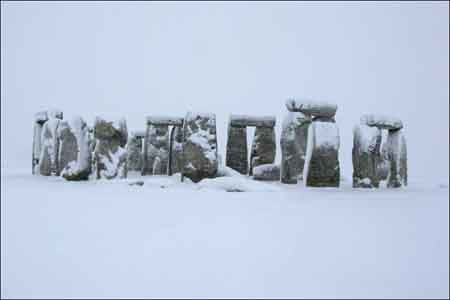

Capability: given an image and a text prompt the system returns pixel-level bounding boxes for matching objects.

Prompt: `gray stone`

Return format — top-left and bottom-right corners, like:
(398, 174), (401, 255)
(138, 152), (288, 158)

(58, 116), (91, 181)
(360, 114), (403, 130)
(352, 124), (382, 188)
(249, 126), (276, 175)
(142, 124), (169, 175)
(286, 98), (337, 118)
(225, 123), (248, 175)
(304, 120), (340, 187)
(229, 115), (276, 128)
(39, 118), (61, 176)
(127, 131), (144, 172)
(146, 116), (184, 126)
(93, 117), (128, 179)
(168, 125), (184, 175)
(182, 112), (218, 183)
(280, 112), (311, 184)
(377, 139), (389, 181)
(387, 129), (407, 188)
(253, 163), (280, 181)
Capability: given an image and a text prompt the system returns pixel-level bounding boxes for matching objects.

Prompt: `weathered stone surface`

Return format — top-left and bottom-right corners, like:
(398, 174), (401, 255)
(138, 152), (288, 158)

(352, 124), (382, 188)
(229, 115), (276, 128)
(93, 117), (128, 179)
(146, 116), (184, 126)
(32, 110), (63, 174)
(280, 112), (311, 184)
(182, 112), (218, 183)
(39, 118), (61, 176)
(304, 121), (340, 187)
(127, 131), (144, 172)
(249, 126), (276, 175)
(286, 98), (337, 118)
(168, 125), (184, 175)
(377, 139), (389, 181)
(387, 129), (407, 188)
(142, 124), (169, 175)
(253, 163), (280, 181)
(58, 116), (91, 181)
(226, 123), (248, 175)
(360, 114), (403, 130)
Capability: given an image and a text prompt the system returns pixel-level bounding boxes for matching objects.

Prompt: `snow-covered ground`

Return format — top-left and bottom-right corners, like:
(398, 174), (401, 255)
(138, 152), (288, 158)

(1, 169), (449, 298)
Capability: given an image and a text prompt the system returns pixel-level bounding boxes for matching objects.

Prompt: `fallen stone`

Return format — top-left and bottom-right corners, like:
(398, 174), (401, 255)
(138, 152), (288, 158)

(253, 163), (280, 181)
(249, 126), (276, 175)
(360, 114), (403, 130)
(304, 120), (340, 187)
(352, 124), (382, 188)
(93, 117), (128, 179)
(182, 112), (218, 183)
(280, 112), (311, 184)
(286, 98), (337, 118)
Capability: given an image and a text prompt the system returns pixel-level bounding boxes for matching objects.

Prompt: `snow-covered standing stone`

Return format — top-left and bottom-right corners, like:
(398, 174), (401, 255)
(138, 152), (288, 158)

(352, 124), (382, 188)
(58, 116), (91, 180)
(168, 125), (184, 175)
(249, 126), (276, 175)
(285, 98), (337, 118)
(253, 163), (280, 181)
(182, 112), (218, 183)
(142, 124), (169, 175)
(39, 117), (62, 176)
(127, 131), (145, 172)
(280, 111), (311, 184)
(226, 123), (248, 175)
(93, 117), (128, 179)
(386, 129), (407, 188)
(303, 120), (340, 187)
(377, 138), (389, 181)
(229, 115), (276, 128)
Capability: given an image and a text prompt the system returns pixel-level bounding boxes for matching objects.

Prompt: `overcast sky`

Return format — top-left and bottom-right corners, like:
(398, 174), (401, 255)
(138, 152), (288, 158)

(1, 1), (449, 181)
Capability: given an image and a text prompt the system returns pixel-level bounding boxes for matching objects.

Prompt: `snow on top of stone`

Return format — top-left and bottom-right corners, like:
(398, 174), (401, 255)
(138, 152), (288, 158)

(229, 115), (276, 127)
(285, 98), (337, 117)
(360, 114), (403, 130)
(131, 130), (146, 138)
(47, 109), (63, 120)
(281, 111), (311, 131)
(313, 121), (340, 149)
(185, 112), (217, 164)
(146, 116), (184, 126)
(353, 124), (380, 152)
(34, 111), (48, 123)
(252, 163), (279, 176)
(185, 111), (215, 121)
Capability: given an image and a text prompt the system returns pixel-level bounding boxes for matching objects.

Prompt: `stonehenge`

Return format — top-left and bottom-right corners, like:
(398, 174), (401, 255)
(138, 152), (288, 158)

(226, 115), (276, 176)
(182, 112), (218, 183)
(353, 114), (407, 188)
(286, 98), (340, 187)
(30, 101), (408, 190)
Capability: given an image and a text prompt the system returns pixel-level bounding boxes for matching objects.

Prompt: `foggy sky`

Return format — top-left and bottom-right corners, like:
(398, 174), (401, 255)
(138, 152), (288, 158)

(2, 1), (449, 181)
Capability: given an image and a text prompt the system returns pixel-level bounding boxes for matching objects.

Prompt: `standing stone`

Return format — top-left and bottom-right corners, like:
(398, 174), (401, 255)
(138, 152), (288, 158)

(226, 123), (248, 175)
(377, 138), (390, 181)
(386, 129), (407, 188)
(57, 116), (91, 180)
(39, 117), (61, 176)
(352, 124), (382, 188)
(127, 131), (145, 172)
(304, 119), (340, 187)
(168, 125), (184, 175)
(93, 117), (128, 179)
(249, 126), (276, 176)
(280, 111), (311, 184)
(142, 124), (169, 175)
(182, 112), (218, 183)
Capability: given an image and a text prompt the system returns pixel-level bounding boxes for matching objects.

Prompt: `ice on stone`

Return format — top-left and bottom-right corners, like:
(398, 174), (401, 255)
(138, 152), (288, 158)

(249, 126), (276, 175)
(38, 118), (61, 176)
(168, 125), (184, 175)
(142, 124), (169, 175)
